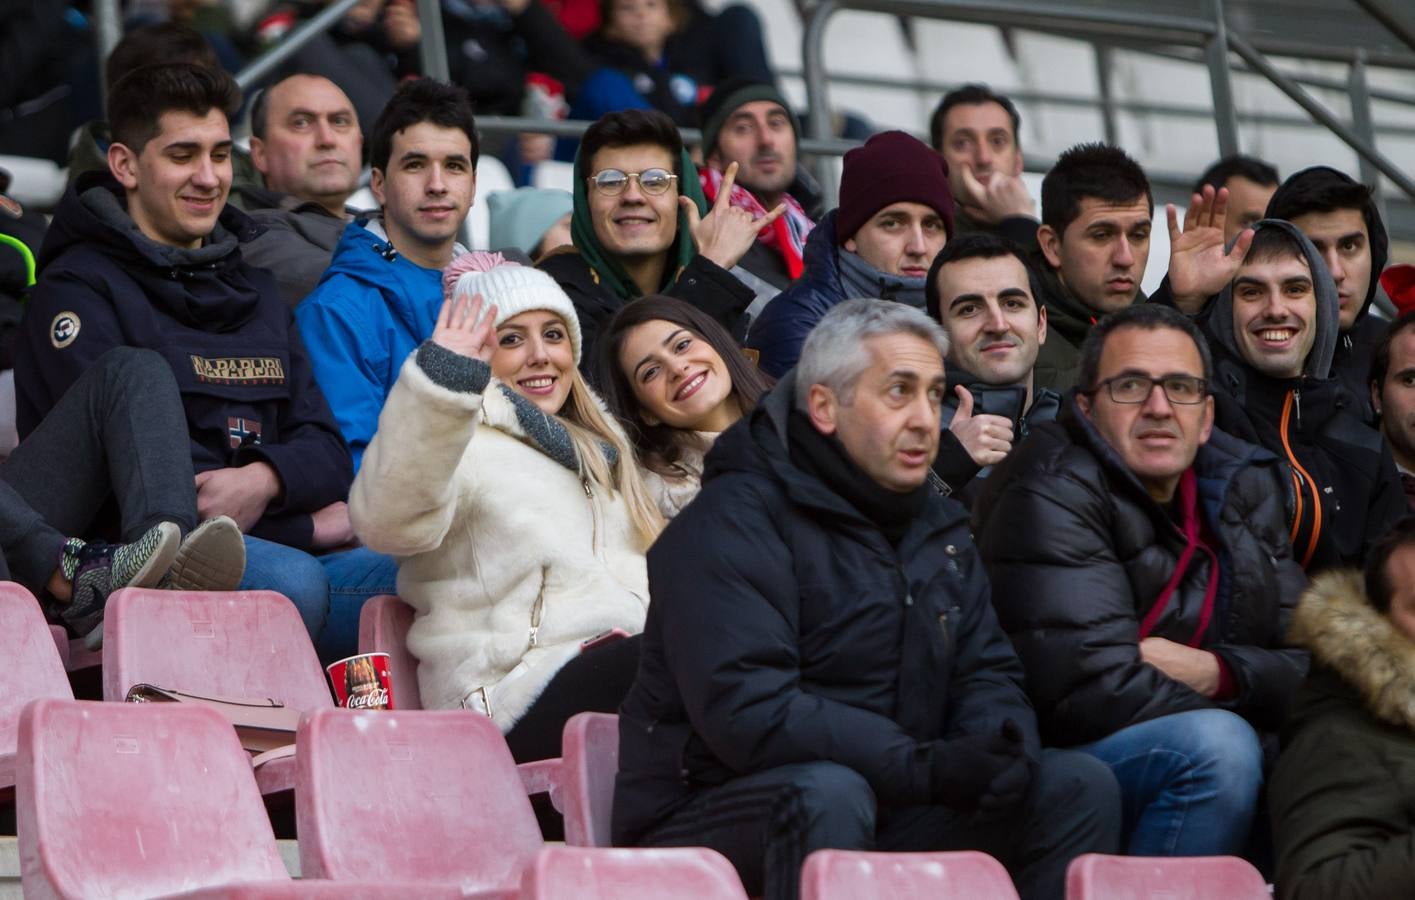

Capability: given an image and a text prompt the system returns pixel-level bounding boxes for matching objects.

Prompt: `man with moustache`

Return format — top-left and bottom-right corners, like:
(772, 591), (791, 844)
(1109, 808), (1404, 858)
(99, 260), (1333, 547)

(929, 84), (1039, 247)
(975, 302), (1307, 858)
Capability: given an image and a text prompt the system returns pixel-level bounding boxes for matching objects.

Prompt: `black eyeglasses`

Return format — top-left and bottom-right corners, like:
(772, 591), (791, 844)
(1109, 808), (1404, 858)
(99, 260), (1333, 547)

(1090, 374), (1208, 405)
(587, 168), (678, 196)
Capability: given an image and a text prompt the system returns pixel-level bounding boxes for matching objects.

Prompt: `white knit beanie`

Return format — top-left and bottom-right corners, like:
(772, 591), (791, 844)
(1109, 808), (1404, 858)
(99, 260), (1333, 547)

(442, 251), (583, 363)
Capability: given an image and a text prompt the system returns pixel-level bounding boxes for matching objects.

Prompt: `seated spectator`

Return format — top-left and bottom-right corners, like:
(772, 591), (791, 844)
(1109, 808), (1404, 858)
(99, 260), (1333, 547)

(929, 84), (1038, 246)
(236, 73), (365, 307)
(0, 0), (86, 163)
(350, 254), (660, 763)
(595, 294), (771, 518)
(614, 299), (1120, 900)
(1271, 519), (1415, 900)
(925, 234), (1060, 501)
(1268, 167), (1390, 416)
(15, 63), (389, 657)
(488, 187), (573, 261)
(1193, 154), (1279, 244)
(696, 79), (814, 291)
(4, 347), (245, 646)
(296, 78), (476, 471)
(1371, 312), (1415, 509)
(538, 109), (762, 370)
(1204, 221), (1405, 570)
(747, 131), (951, 378)
(975, 303), (1308, 855)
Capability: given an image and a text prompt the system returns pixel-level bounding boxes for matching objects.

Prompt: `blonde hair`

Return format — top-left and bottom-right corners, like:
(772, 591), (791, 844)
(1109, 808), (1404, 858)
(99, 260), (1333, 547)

(559, 366), (665, 549)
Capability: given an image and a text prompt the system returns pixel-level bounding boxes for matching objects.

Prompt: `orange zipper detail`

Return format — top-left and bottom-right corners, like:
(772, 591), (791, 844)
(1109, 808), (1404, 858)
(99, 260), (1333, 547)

(1279, 390), (1323, 568)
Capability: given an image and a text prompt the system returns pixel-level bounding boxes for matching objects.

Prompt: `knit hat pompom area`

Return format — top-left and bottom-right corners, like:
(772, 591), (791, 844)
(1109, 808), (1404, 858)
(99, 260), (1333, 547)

(442, 250), (585, 364)
(835, 130), (954, 246)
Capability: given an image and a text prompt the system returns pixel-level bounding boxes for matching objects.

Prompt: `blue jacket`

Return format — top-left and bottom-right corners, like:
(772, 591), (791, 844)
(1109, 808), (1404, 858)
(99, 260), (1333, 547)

(15, 173), (351, 550)
(745, 211), (846, 378)
(295, 219), (446, 471)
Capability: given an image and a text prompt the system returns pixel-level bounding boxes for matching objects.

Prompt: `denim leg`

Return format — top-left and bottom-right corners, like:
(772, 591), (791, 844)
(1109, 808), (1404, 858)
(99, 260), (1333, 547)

(238, 535), (330, 642)
(1077, 708), (1263, 856)
(314, 546), (398, 664)
(635, 761), (877, 900)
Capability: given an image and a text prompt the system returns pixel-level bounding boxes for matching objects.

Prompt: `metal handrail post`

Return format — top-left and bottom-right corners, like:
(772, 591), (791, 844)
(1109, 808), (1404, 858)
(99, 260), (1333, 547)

(1352, 0), (1415, 57)
(417, 0), (452, 83)
(1094, 43), (1119, 146)
(1228, 33), (1415, 202)
(94, 0), (123, 108)
(1204, 0), (1240, 158)
(803, 0), (840, 208)
(1348, 51), (1388, 221)
(234, 0), (365, 90)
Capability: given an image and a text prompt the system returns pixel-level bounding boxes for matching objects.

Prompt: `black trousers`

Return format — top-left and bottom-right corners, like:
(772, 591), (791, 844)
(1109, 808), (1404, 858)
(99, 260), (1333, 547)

(504, 633), (642, 764)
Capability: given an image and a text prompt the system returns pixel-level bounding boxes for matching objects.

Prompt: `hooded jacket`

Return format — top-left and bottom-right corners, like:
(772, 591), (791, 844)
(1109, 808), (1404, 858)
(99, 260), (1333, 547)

(15, 173), (351, 550)
(613, 371), (1039, 843)
(295, 218), (460, 471)
(973, 397), (1308, 748)
(1206, 219), (1405, 571)
(1266, 166), (1390, 414)
(1270, 570), (1415, 900)
(538, 146), (753, 373)
(937, 369), (1062, 508)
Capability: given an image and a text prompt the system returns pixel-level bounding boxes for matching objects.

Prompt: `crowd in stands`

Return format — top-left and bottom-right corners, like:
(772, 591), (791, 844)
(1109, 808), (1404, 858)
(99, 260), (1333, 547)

(3, 4), (1415, 900)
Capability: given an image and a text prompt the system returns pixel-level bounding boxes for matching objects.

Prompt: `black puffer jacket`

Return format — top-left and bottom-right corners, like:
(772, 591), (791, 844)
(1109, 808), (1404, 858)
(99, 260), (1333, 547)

(613, 373), (1040, 843)
(974, 397), (1308, 748)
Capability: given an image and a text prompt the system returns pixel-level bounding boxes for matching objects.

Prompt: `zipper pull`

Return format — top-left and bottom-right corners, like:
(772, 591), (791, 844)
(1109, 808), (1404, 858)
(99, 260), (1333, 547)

(1293, 389), (1302, 429)
(582, 477), (594, 499)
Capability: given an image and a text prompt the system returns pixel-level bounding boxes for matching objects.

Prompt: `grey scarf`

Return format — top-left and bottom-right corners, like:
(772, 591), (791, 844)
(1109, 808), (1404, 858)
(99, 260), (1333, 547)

(836, 248), (928, 309)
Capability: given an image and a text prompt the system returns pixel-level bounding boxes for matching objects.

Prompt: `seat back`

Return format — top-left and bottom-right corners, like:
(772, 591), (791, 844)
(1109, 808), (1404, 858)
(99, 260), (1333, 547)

(1065, 854), (1269, 899)
(801, 849), (1020, 899)
(521, 846), (749, 899)
(17, 699), (287, 899)
(296, 708), (543, 890)
(560, 712), (619, 846)
(0, 583), (73, 787)
(102, 588), (332, 712)
(357, 594), (422, 710)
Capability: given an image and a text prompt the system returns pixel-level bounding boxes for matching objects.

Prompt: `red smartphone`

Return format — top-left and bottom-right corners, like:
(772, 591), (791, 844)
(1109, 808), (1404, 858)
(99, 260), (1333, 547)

(581, 628), (631, 651)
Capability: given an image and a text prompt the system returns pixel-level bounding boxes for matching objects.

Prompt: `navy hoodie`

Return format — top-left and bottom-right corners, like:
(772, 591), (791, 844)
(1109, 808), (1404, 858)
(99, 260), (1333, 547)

(15, 172), (352, 550)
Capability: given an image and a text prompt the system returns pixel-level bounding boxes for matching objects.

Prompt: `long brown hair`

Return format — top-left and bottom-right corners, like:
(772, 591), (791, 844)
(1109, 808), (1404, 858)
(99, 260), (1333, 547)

(594, 295), (773, 476)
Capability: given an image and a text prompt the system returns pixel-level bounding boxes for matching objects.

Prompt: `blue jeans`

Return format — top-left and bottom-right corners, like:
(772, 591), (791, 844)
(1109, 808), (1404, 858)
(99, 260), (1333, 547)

(238, 536), (398, 664)
(1076, 708), (1263, 856)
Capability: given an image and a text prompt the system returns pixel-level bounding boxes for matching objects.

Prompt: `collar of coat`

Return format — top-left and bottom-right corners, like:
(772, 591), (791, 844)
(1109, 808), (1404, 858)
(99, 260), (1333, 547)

(1290, 569), (1415, 732)
(479, 374), (618, 474)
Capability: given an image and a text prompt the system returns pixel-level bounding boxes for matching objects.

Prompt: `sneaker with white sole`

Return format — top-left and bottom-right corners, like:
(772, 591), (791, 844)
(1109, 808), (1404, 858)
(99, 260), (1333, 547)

(59, 520), (182, 649)
(160, 515), (246, 592)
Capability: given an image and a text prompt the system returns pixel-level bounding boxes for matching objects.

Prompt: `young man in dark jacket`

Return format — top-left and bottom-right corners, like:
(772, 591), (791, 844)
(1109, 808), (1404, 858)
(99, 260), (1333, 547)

(539, 108), (764, 371)
(975, 303), (1308, 857)
(1203, 220), (1405, 571)
(15, 63), (388, 658)
(615, 299), (1120, 900)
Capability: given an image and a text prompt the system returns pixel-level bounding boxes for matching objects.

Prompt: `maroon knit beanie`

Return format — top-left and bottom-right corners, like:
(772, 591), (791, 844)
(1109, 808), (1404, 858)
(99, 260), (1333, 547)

(836, 130), (954, 246)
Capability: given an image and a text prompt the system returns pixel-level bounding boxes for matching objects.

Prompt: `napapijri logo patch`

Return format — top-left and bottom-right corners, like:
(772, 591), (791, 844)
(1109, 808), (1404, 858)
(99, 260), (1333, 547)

(50, 312), (80, 349)
(227, 417), (263, 448)
(190, 355), (286, 385)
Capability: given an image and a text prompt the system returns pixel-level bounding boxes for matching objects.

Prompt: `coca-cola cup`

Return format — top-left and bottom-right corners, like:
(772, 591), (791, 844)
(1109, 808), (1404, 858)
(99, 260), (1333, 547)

(326, 652), (394, 710)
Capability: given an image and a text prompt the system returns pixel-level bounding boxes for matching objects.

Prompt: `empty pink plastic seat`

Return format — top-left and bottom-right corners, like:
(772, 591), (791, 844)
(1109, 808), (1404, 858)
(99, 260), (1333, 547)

(101, 588), (333, 794)
(356, 593), (422, 709)
(47, 625), (68, 667)
(163, 881), (494, 898)
(296, 708), (543, 895)
(522, 846), (749, 899)
(801, 849), (1020, 900)
(0, 583), (73, 793)
(560, 712), (620, 846)
(1065, 853), (1269, 899)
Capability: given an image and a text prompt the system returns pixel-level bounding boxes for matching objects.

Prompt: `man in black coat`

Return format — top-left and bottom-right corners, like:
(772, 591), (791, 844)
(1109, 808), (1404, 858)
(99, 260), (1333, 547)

(614, 299), (1120, 900)
(975, 303), (1308, 858)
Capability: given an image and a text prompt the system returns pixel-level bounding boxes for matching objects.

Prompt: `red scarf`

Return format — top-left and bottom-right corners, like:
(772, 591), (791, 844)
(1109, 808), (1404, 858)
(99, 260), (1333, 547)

(697, 166), (814, 281)
(1138, 468), (1219, 647)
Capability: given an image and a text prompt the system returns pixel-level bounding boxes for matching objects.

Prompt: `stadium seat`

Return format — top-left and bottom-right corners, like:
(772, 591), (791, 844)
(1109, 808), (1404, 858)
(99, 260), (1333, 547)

(1065, 853), (1269, 899)
(296, 707), (542, 896)
(469, 157), (516, 250)
(520, 846), (750, 899)
(100, 587), (333, 794)
(801, 849), (1020, 899)
(560, 711), (619, 846)
(0, 583), (73, 794)
(531, 160), (576, 193)
(356, 593), (422, 710)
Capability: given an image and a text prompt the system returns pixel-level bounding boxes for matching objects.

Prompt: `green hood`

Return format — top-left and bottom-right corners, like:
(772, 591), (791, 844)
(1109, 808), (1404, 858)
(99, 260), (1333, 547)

(569, 145), (707, 301)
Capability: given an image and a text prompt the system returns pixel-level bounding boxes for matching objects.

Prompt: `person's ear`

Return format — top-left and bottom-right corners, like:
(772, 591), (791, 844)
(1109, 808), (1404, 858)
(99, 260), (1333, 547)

(249, 136), (267, 175)
(108, 142), (141, 191)
(370, 168), (386, 208)
(1038, 224), (1063, 269)
(1198, 394), (1215, 446)
(843, 238), (857, 254)
(1372, 381), (1383, 419)
(1075, 389), (1092, 419)
(1035, 303), (1048, 346)
(807, 383), (839, 435)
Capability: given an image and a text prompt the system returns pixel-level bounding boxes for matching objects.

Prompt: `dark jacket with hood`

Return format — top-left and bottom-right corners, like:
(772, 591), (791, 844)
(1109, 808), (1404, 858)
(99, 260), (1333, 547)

(746, 211), (931, 379)
(1205, 219), (1405, 572)
(538, 146), (753, 374)
(1266, 166), (1390, 418)
(613, 372), (1040, 843)
(15, 173), (352, 550)
(1271, 569), (1415, 900)
(973, 396), (1308, 748)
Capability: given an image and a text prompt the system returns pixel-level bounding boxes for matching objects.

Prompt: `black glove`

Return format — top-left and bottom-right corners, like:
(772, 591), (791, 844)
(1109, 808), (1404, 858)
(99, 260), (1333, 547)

(929, 719), (1027, 811)
(975, 720), (1032, 820)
